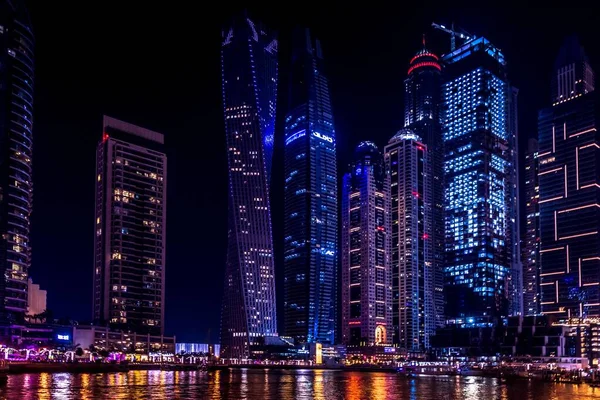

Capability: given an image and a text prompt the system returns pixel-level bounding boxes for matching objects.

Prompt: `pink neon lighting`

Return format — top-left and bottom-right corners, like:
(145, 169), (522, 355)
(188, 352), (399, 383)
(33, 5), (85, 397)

(409, 52), (440, 65)
(408, 61), (442, 75)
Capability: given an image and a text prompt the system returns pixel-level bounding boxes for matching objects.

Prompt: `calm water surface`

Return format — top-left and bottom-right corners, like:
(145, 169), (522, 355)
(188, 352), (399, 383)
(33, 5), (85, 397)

(1, 369), (600, 399)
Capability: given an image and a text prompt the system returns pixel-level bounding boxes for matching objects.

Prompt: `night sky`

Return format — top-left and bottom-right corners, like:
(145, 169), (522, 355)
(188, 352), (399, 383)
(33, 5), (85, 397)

(24, 3), (599, 342)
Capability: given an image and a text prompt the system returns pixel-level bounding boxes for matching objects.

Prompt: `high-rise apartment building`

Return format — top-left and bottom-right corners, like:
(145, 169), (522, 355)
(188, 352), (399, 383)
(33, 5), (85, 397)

(341, 142), (392, 346)
(220, 16), (279, 358)
(93, 116), (167, 335)
(0, 1), (34, 324)
(441, 37), (520, 325)
(385, 130), (434, 351)
(403, 42), (445, 329)
(538, 36), (599, 318)
(284, 28), (338, 345)
(523, 139), (540, 315)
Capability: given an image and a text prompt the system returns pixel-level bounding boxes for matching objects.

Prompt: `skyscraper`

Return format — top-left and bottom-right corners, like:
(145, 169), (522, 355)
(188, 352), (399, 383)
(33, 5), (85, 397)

(385, 130), (434, 351)
(220, 16), (279, 358)
(523, 139), (540, 315)
(341, 142), (391, 346)
(284, 28), (337, 345)
(538, 36), (599, 318)
(403, 40), (445, 329)
(93, 116), (167, 335)
(0, 1), (34, 324)
(441, 37), (520, 325)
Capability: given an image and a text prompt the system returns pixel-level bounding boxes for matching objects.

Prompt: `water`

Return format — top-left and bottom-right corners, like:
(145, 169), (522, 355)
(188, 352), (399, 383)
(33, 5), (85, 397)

(1, 369), (600, 399)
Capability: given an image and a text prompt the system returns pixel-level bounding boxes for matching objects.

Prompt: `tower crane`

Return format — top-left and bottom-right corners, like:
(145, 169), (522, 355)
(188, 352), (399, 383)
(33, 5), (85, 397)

(431, 22), (473, 52)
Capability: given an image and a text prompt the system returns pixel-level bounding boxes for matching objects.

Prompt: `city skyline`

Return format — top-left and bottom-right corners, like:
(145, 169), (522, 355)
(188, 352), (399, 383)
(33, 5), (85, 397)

(20, 3), (600, 342)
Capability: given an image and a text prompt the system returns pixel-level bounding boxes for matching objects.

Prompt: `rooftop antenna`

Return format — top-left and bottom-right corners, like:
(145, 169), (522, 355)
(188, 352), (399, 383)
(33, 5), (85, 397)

(431, 22), (473, 52)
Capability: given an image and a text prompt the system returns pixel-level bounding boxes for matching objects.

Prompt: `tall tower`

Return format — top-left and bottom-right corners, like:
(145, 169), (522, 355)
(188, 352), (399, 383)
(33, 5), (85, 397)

(523, 139), (540, 315)
(538, 36), (599, 318)
(404, 40), (445, 329)
(385, 130), (434, 351)
(0, 1), (34, 324)
(284, 28), (338, 345)
(220, 15), (279, 359)
(441, 37), (520, 324)
(341, 142), (392, 346)
(93, 116), (167, 335)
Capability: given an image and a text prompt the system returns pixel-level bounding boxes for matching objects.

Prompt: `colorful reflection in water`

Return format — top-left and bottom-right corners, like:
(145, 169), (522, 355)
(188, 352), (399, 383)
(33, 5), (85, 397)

(0, 369), (599, 399)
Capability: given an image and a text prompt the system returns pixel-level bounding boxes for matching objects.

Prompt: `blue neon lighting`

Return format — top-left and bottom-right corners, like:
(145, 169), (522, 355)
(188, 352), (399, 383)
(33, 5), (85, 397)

(312, 131), (334, 143)
(285, 129), (306, 146)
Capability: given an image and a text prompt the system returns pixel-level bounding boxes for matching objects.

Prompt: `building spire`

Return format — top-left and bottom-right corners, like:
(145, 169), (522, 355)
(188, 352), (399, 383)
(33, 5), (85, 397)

(422, 33), (426, 48)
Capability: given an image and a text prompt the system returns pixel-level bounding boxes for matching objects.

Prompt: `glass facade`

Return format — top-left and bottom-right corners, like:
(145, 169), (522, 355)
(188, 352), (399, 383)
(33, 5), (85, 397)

(341, 142), (392, 346)
(220, 16), (279, 359)
(93, 116), (166, 335)
(441, 37), (520, 324)
(385, 130), (434, 351)
(404, 45), (445, 330)
(538, 37), (599, 318)
(283, 28), (337, 345)
(523, 139), (540, 315)
(0, 2), (34, 323)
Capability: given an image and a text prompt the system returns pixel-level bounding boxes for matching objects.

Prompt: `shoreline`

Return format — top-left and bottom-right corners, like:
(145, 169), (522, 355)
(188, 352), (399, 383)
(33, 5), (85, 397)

(2, 362), (592, 386)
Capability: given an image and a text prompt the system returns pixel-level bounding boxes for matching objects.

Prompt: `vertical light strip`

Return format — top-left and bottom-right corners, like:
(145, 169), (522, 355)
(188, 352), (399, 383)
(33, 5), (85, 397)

(579, 258), (582, 287)
(576, 147), (579, 190)
(555, 281), (559, 303)
(580, 303), (583, 317)
(563, 122), (567, 140)
(564, 165), (568, 197)
(554, 211), (558, 240)
(552, 125), (556, 153)
(566, 245), (570, 273)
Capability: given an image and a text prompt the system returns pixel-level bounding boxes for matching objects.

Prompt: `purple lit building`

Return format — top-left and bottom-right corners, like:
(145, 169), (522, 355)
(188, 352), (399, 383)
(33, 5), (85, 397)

(385, 129), (434, 351)
(341, 142), (392, 346)
(220, 15), (279, 359)
(93, 116), (167, 335)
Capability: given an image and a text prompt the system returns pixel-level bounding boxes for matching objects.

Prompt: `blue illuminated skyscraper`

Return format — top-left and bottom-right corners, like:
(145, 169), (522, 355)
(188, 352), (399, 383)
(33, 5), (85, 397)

(441, 37), (520, 324)
(220, 15), (279, 359)
(404, 41), (445, 329)
(283, 28), (337, 345)
(0, 1), (34, 325)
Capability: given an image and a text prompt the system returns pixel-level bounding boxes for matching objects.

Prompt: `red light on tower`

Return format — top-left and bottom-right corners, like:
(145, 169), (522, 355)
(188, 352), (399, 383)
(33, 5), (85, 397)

(423, 233), (429, 239)
(102, 133), (109, 142)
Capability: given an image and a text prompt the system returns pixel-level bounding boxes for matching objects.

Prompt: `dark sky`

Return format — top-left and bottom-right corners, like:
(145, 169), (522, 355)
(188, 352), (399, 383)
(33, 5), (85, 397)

(24, 3), (599, 342)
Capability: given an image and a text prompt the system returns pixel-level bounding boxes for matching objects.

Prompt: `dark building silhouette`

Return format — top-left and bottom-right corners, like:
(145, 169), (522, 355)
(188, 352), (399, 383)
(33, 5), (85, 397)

(523, 139), (540, 315)
(283, 28), (338, 345)
(538, 36), (600, 318)
(0, 0), (34, 324)
(403, 40), (445, 330)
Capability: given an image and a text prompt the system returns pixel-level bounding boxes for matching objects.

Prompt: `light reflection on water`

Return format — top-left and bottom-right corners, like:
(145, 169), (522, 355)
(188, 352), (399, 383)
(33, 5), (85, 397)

(0, 369), (599, 399)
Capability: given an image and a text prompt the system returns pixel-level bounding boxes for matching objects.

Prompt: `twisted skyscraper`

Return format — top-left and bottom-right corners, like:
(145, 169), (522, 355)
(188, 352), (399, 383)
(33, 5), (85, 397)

(220, 15), (279, 358)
